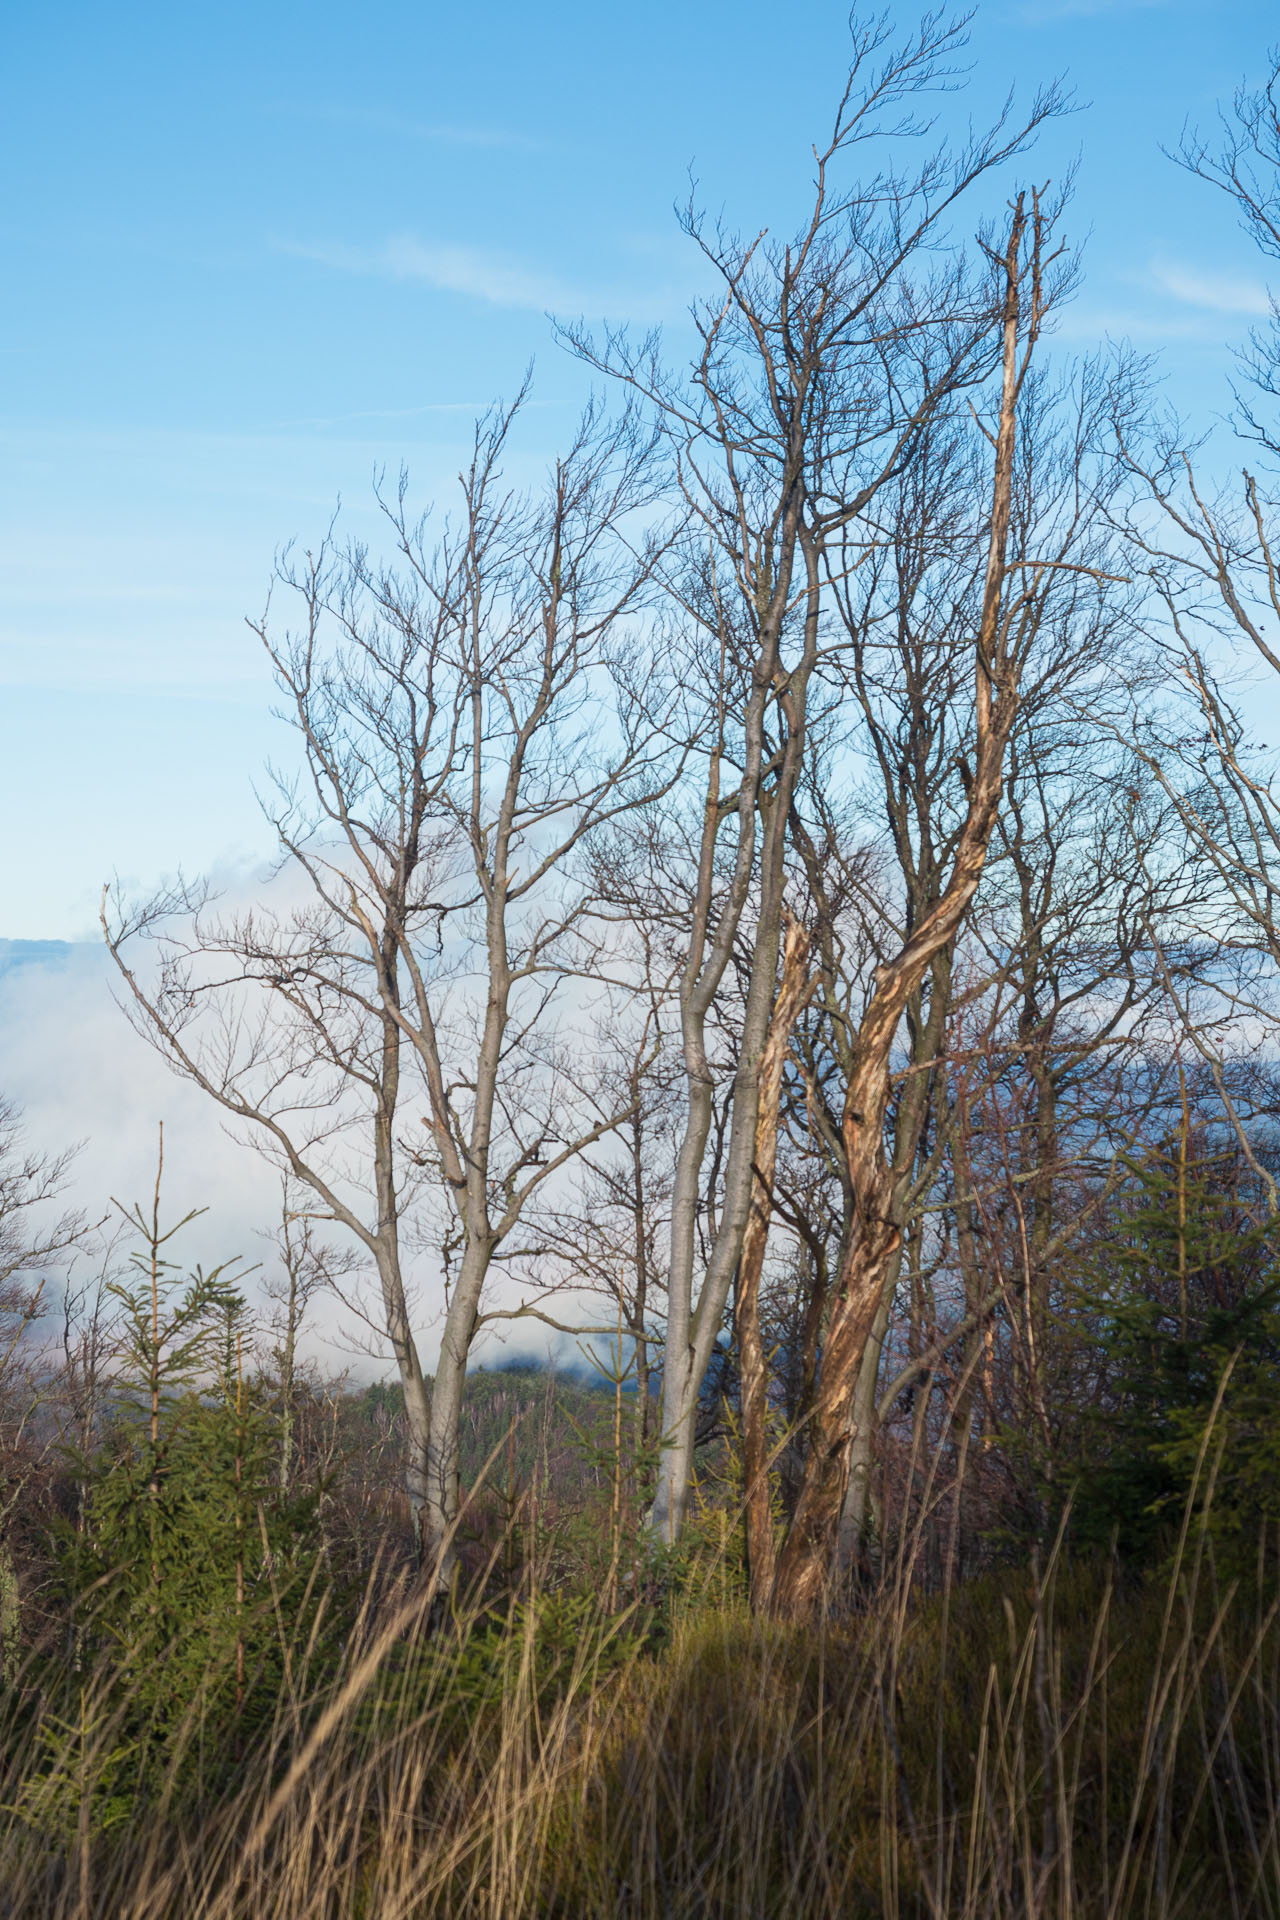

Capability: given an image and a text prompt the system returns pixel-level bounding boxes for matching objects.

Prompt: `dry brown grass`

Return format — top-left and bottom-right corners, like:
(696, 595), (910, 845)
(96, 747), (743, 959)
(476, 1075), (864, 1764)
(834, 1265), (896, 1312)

(3, 1491), (1279, 1918)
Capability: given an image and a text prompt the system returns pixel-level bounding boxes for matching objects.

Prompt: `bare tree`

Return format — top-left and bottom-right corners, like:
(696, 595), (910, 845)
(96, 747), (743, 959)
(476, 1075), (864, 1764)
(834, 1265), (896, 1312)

(104, 393), (681, 1583)
(568, 9), (1068, 1546)
(769, 190), (1072, 1616)
(535, 944), (680, 1468)
(259, 1179), (350, 1491)
(1103, 51), (1280, 1193)
(0, 1098), (84, 1335)
(725, 347), (1145, 1596)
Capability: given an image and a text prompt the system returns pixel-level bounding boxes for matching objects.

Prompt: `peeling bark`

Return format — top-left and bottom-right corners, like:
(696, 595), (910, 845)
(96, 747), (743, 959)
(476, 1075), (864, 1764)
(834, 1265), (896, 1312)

(770, 198), (1045, 1620)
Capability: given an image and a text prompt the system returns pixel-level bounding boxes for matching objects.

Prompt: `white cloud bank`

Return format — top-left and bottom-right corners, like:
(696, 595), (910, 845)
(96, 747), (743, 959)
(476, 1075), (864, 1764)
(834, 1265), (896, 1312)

(0, 939), (326, 1345)
(0, 940), (594, 1382)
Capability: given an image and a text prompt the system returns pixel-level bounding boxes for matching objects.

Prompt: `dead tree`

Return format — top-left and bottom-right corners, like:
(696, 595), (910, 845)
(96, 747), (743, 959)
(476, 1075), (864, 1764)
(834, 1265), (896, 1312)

(769, 191), (1067, 1617)
(1106, 52), (1280, 1199)
(104, 393), (680, 1584)
(535, 939), (682, 1470)
(733, 335), (1138, 1594)
(568, 9), (1066, 1545)
(735, 912), (813, 1608)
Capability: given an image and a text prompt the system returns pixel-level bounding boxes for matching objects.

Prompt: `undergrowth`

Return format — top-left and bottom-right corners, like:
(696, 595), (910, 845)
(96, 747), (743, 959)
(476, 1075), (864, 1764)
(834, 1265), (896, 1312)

(2, 1500), (1279, 1919)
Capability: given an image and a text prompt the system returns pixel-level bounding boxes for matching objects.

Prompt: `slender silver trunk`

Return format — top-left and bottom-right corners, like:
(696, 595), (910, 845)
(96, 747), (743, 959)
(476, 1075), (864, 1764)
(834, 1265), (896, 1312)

(650, 542), (818, 1545)
(648, 1069), (715, 1542)
(650, 946), (790, 1541)
(421, 1237), (489, 1579)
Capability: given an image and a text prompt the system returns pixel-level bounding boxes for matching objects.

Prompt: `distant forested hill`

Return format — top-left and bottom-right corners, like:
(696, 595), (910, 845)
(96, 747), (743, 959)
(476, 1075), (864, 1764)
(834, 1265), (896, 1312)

(350, 1362), (634, 1498)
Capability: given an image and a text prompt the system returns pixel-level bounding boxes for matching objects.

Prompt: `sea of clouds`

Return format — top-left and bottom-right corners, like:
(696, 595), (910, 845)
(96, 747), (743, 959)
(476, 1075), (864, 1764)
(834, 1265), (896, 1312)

(0, 937), (598, 1382)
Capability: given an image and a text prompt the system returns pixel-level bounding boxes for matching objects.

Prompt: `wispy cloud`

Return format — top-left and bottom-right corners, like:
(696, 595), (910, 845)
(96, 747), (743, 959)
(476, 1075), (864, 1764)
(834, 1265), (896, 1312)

(384, 236), (584, 310)
(1149, 261), (1273, 318)
(284, 235), (581, 311)
(1054, 257), (1274, 347)
(281, 232), (683, 320)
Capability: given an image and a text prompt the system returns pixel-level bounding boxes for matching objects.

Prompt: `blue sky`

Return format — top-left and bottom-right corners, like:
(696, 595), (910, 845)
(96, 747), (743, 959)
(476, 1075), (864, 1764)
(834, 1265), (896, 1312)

(4, 0), (1279, 940)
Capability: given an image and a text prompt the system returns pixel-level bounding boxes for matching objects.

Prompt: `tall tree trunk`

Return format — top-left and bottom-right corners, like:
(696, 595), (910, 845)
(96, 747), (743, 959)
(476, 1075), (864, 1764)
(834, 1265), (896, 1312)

(370, 1234), (433, 1552)
(1024, 1048), (1058, 1422)
(945, 1121), (986, 1587)
(628, 1110), (655, 1471)
(736, 916), (813, 1609)
(769, 200), (1035, 1620)
(836, 1283), (894, 1578)
(648, 1062), (719, 1544)
(651, 572), (817, 1542)
(420, 1237), (490, 1587)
